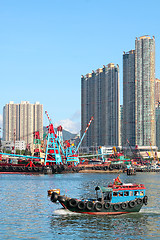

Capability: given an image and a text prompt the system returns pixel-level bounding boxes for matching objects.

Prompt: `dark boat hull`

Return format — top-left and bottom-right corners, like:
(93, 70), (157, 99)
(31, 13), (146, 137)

(59, 199), (144, 215)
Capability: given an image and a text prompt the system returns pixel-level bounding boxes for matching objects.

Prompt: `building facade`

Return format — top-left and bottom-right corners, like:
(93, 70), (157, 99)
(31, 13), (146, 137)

(123, 50), (135, 146)
(81, 63), (120, 147)
(123, 36), (156, 148)
(3, 101), (43, 147)
(135, 36), (155, 146)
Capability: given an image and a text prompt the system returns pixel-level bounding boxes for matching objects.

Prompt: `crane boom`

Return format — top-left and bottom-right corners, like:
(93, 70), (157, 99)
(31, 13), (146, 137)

(75, 116), (94, 153)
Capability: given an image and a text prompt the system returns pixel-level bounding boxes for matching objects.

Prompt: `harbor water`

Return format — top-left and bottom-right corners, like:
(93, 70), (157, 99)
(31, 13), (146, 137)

(0, 172), (160, 240)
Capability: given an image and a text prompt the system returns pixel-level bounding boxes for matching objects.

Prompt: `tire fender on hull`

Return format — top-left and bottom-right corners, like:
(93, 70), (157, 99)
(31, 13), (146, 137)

(143, 196), (148, 205)
(128, 200), (136, 208)
(58, 195), (66, 202)
(86, 201), (94, 210)
(137, 198), (143, 205)
(104, 202), (111, 209)
(51, 192), (59, 203)
(68, 198), (78, 208)
(113, 203), (120, 211)
(94, 202), (103, 211)
(121, 202), (128, 210)
(77, 201), (85, 210)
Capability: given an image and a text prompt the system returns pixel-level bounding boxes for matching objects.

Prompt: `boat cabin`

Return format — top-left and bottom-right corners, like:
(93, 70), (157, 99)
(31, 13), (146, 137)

(95, 183), (146, 203)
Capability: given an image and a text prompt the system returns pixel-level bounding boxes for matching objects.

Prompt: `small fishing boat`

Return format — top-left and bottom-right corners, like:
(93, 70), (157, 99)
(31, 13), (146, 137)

(49, 176), (148, 215)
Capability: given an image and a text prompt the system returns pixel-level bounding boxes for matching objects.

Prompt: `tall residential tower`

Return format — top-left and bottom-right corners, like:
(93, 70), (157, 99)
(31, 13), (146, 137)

(3, 101), (43, 146)
(81, 63), (120, 147)
(123, 36), (156, 147)
(135, 36), (155, 146)
(123, 50), (135, 146)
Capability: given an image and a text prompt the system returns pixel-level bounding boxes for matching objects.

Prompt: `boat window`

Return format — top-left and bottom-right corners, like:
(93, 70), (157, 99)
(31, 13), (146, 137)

(140, 191), (144, 196)
(129, 191), (133, 196)
(124, 191), (129, 196)
(118, 192), (123, 197)
(134, 191), (139, 196)
(113, 192), (118, 197)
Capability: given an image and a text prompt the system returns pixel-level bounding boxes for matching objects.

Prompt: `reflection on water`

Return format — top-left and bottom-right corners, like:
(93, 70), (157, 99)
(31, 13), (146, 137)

(0, 172), (160, 239)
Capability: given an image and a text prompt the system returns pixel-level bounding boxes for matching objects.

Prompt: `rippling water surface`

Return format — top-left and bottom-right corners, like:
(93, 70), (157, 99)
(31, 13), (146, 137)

(0, 172), (160, 239)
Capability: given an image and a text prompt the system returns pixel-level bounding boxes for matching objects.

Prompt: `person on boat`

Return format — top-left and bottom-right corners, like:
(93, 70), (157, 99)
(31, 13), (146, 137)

(114, 175), (122, 185)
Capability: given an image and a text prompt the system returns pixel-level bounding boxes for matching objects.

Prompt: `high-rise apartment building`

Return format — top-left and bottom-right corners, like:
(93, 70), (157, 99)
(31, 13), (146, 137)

(135, 36), (155, 146)
(3, 101), (43, 146)
(81, 63), (120, 147)
(123, 36), (156, 147)
(123, 50), (135, 146)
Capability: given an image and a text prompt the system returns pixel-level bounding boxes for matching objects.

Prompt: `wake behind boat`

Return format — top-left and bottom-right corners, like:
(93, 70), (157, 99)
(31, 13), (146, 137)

(49, 176), (148, 215)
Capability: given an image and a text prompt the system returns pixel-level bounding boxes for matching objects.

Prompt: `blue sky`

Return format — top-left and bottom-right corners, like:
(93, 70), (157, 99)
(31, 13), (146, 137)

(0, 0), (160, 133)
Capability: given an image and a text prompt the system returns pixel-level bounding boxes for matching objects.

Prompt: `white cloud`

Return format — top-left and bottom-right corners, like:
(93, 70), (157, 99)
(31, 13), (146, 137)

(71, 110), (81, 120)
(55, 118), (80, 134)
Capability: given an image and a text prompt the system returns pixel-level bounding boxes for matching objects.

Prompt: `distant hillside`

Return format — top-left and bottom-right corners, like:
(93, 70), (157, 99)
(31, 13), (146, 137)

(43, 127), (77, 141)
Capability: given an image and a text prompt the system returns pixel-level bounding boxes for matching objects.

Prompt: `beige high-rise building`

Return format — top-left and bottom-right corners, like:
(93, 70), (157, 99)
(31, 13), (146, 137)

(81, 63), (120, 147)
(3, 101), (43, 147)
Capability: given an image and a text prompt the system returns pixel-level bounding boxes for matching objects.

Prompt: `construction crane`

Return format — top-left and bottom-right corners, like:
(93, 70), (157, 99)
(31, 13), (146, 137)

(126, 139), (142, 162)
(44, 111), (65, 165)
(75, 116), (94, 153)
(57, 125), (64, 148)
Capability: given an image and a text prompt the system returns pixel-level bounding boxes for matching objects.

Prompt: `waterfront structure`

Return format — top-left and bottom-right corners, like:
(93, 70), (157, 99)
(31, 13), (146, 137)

(2, 140), (26, 151)
(3, 101), (43, 146)
(123, 36), (156, 148)
(81, 63), (120, 147)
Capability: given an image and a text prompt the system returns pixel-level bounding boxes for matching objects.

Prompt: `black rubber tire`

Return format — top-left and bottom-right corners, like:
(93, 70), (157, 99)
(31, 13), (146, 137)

(53, 165), (57, 170)
(18, 166), (22, 171)
(21, 166), (26, 171)
(103, 166), (108, 171)
(119, 164), (122, 169)
(5, 166), (9, 171)
(33, 167), (38, 172)
(104, 202), (111, 209)
(77, 201), (85, 210)
(109, 165), (113, 170)
(86, 201), (94, 210)
(143, 196), (148, 205)
(113, 203), (120, 211)
(12, 166), (17, 171)
(121, 202), (128, 210)
(128, 200), (136, 208)
(58, 195), (66, 202)
(51, 192), (59, 203)
(68, 198), (78, 208)
(27, 167), (32, 172)
(38, 167), (43, 172)
(94, 202), (103, 211)
(137, 198), (143, 205)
